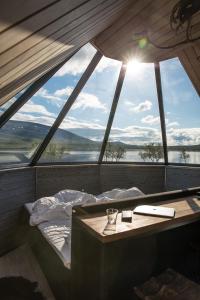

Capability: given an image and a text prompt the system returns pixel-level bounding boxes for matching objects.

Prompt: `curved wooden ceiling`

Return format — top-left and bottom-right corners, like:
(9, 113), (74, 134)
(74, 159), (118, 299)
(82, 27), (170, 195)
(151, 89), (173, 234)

(0, 0), (132, 105)
(93, 0), (200, 63)
(92, 0), (200, 95)
(0, 0), (200, 105)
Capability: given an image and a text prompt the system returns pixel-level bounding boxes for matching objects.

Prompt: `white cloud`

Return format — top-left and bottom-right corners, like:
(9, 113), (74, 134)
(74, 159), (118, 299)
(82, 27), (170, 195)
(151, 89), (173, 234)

(72, 91), (107, 112)
(19, 101), (55, 117)
(141, 115), (160, 125)
(34, 87), (72, 107)
(11, 112), (55, 127)
(54, 44), (121, 77)
(109, 125), (162, 145)
(126, 100), (152, 113)
(54, 87), (72, 97)
(54, 44), (96, 77)
(167, 121), (179, 127)
(95, 56), (121, 72)
(60, 118), (105, 130)
(34, 87), (62, 102)
(35, 86), (107, 112)
(167, 127), (200, 145)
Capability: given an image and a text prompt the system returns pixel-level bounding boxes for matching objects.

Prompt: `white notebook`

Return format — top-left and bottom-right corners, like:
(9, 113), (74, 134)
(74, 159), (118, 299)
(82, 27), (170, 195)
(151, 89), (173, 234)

(133, 205), (175, 218)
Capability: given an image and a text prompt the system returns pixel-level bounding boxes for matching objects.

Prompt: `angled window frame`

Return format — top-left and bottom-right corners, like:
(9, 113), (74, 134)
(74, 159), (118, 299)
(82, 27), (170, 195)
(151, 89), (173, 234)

(1, 51), (200, 169)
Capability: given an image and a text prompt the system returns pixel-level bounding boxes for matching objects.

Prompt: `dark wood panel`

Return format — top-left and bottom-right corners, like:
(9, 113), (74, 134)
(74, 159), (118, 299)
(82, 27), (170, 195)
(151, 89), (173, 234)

(36, 165), (101, 198)
(166, 166), (200, 191)
(0, 167), (36, 255)
(100, 165), (165, 194)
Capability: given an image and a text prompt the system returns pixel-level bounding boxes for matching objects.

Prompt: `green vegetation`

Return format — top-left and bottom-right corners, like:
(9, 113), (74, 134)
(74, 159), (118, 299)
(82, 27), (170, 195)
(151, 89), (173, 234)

(42, 143), (68, 161)
(104, 142), (126, 162)
(139, 143), (164, 162)
(179, 148), (190, 163)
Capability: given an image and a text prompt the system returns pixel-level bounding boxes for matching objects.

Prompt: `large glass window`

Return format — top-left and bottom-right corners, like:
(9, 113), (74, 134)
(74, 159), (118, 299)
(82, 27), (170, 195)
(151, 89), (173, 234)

(39, 56), (121, 163)
(104, 61), (164, 163)
(160, 58), (200, 164)
(0, 44), (96, 166)
(0, 87), (29, 116)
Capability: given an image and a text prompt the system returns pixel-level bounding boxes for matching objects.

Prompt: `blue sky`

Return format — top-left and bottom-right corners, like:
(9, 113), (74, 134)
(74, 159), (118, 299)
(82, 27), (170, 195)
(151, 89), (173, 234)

(2, 43), (200, 146)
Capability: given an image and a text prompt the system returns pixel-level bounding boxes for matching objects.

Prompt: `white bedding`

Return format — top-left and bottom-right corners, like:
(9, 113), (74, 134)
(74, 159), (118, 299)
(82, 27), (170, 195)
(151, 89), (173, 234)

(26, 187), (144, 268)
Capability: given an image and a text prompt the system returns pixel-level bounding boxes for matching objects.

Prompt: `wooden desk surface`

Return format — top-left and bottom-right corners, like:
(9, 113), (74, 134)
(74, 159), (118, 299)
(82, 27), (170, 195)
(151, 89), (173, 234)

(77, 196), (200, 243)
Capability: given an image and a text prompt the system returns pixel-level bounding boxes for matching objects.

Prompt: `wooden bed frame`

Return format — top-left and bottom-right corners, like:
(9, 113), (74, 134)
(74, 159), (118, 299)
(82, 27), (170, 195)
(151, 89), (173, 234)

(20, 208), (71, 300)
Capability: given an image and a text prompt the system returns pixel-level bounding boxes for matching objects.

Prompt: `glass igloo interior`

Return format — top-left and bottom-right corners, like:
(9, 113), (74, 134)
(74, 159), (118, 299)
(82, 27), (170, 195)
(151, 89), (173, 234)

(0, 43), (199, 168)
(1, 1), (200, 300)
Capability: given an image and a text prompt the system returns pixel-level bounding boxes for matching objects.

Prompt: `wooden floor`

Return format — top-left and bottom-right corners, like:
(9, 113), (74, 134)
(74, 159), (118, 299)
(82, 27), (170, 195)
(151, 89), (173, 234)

(0, 244), (56, 300)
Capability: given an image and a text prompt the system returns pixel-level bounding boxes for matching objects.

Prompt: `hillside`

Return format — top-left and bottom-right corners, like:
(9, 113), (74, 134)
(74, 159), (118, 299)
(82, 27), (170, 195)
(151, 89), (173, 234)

(0, 120), (99, 150)
(1, 120), (200, 152)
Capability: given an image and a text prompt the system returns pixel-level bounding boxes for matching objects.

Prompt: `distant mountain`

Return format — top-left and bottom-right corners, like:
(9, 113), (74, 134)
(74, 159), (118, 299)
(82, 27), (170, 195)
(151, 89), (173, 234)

(0, 120), (99, 150)
(1, 120), (200, 151)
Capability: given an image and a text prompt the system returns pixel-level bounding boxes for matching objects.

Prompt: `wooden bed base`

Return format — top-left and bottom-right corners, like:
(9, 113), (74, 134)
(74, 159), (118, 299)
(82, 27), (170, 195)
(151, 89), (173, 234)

(20, 208), (71, 300)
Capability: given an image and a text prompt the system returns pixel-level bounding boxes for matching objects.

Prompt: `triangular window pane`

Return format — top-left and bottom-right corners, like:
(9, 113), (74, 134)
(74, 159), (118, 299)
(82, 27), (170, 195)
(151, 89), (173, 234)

(160, 57), (200, 164)
(39, 56), (121, 163)
(0, 44), (96, 167)
(0, 87), (29, 116)
(104, 62), (164, 163)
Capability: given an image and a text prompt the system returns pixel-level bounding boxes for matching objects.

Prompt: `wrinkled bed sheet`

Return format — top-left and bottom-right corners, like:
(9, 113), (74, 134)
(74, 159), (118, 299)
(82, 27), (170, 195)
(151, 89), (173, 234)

(26, 187), (144, 268)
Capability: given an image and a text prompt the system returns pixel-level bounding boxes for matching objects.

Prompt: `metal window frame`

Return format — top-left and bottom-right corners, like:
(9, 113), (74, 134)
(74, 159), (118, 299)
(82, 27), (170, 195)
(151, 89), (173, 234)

(2, 51), (200, 169)
(154, 62), (168, 165)
(0, 51), (79, 129)
(2, 161), (200, 171)
(30, 51), (103, 166)
(98, 63), (127, 163)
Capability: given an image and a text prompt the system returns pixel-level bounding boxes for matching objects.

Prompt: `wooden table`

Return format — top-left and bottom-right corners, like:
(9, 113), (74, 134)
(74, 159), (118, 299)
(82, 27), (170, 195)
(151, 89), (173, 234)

(77, 196), (200, 243)
(71, 188), (200, 300)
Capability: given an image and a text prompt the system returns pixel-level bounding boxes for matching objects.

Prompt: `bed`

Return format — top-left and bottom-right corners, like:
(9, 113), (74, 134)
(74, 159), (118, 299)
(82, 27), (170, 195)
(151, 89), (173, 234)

(24, 187), (144, 300)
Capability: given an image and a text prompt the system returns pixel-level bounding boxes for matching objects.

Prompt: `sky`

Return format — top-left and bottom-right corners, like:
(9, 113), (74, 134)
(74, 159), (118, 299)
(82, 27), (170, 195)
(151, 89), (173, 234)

(1, 42), (200, 146)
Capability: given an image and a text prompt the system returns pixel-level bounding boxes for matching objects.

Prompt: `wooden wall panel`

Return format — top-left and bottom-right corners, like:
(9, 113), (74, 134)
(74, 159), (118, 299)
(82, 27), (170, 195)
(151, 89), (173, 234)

(0, 167), (36, 254)
(0, 0), (131, 105)
(166, 166), (200, 191)
(100, 165), (165, 194)
(36, 165), (166, 199)
(36, 165), (101, 198)
(178, 42), (200, 96)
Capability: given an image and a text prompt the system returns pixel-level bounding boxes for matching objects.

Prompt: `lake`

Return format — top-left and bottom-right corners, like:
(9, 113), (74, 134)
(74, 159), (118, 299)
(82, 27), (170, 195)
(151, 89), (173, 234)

(41, 150), (200, 164)
(1, 150), (200, 164)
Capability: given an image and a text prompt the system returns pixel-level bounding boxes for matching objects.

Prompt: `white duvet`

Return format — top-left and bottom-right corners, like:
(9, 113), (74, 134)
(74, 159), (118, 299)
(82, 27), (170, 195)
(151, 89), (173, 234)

(28, 187), (144, 268)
